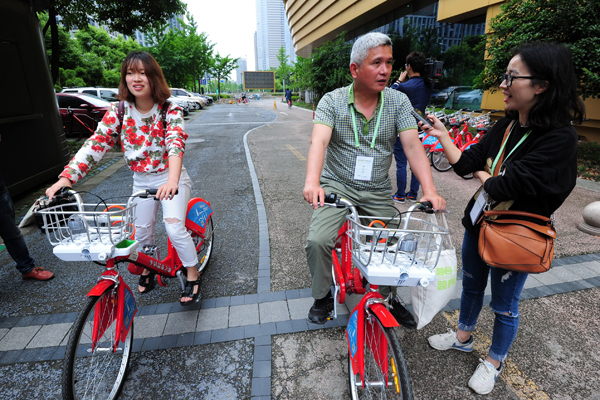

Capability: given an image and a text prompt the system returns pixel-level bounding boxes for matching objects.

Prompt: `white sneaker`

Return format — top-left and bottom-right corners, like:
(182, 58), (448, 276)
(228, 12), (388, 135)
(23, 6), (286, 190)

(468, 358), (502, 395)
(428, 329), (474, 352)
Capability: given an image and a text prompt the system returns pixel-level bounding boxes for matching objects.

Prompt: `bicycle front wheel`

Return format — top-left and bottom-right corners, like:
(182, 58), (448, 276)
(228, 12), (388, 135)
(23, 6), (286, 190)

(430, 150), (452, 172)
(348, 312), (413, 400)
(62, 289), (133, 400)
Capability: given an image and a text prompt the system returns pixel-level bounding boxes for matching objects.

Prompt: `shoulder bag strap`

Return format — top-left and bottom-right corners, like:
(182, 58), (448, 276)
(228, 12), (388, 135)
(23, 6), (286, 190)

(116, 100), (125, 133)
(161, 100), (171, 131)
(492, 120), (515, 177)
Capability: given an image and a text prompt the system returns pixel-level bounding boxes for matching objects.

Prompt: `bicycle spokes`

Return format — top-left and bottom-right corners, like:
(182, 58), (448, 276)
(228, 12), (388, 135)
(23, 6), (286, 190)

(365, 314), (390, 387)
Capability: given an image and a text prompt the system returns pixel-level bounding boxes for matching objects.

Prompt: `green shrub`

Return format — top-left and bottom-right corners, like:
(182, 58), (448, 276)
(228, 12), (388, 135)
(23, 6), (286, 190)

(578, 141), (600, 181)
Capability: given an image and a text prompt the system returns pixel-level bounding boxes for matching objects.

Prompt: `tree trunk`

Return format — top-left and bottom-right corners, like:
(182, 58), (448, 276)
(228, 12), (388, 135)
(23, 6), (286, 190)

(49, 5), (60, 84)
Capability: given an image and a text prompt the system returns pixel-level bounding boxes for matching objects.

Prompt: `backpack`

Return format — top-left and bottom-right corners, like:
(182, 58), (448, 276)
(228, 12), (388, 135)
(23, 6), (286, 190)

(116, 100), (171, 134)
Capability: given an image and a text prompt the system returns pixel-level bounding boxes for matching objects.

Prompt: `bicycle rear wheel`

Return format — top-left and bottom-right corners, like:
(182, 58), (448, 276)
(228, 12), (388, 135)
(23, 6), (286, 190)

(430, 150), (452, 172)
(189, 215), (214, 274)
(348, 312), (413, 400)
(62, 289), (133, 400)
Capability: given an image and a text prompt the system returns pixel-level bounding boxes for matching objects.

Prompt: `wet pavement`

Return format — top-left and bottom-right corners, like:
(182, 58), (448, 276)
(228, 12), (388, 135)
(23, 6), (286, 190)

(1, 99), (600, 399)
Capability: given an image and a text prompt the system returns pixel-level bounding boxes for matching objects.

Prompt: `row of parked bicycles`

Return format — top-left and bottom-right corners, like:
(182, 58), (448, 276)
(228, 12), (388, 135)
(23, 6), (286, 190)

(423, 107), (501, 179)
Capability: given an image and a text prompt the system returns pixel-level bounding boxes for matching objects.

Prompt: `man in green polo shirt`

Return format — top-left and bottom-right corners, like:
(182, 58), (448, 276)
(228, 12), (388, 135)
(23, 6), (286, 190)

(303, 32), (446, 325)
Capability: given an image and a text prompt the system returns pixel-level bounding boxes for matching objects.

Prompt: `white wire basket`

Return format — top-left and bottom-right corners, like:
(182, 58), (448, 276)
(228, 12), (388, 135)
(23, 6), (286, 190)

(347, 211), (451, 287)
(37, 202), (137, 262)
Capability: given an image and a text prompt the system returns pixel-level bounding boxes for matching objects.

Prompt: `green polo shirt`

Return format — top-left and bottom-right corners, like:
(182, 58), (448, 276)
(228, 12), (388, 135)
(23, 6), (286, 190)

(314, 84), (416, 191)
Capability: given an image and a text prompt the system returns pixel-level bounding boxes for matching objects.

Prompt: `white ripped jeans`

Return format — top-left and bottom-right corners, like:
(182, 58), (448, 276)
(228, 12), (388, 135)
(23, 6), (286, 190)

(132, 167), (198, 267)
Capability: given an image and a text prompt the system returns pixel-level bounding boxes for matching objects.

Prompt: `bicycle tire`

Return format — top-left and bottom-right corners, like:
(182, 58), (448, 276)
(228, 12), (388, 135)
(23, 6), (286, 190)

(190, 215), (214, 274)
(62, 289), (133, 400)
(461, 173), (474, 180)
(430, 150), (452, 172)
(348, 312), (413, 400)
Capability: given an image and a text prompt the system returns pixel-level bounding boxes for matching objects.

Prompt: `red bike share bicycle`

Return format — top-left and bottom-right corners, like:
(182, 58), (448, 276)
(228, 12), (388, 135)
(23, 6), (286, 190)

(38, 188), (214, 400)
(323, 194), (450, 399)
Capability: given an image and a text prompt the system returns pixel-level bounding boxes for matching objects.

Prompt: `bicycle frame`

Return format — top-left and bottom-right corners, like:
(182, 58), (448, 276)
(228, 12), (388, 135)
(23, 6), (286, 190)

(45, 191), (213, 348)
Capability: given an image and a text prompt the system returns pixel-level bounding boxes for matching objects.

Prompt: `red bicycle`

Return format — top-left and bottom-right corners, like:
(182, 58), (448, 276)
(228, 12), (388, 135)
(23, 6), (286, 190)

(324, 194), (449, 399)
(38, 188), (215, 400)
(429, 117), (473, 172)
(66, 106), (101, 142)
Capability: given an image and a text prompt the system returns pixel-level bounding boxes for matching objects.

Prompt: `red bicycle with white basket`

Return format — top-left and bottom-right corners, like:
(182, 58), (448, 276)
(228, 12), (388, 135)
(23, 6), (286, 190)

(37, 188), (214, 400)
(323, 194), (449, 399)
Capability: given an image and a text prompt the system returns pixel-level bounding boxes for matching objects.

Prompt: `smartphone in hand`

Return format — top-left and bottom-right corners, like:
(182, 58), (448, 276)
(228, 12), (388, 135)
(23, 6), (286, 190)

(411, 108), (431, 129)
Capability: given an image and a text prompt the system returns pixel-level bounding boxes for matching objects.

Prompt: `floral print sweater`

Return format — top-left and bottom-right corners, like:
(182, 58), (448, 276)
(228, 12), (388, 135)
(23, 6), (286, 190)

(60, 101), (187, 184)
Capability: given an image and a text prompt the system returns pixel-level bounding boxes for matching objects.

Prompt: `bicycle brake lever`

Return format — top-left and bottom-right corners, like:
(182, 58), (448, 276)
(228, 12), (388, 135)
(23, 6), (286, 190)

(417, 201), (434, 214)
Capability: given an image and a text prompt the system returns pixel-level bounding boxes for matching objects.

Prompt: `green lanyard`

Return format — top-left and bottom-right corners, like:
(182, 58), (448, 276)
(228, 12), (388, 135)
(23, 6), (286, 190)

(350, 93), (384, 148)
(491, 122), (531, 176)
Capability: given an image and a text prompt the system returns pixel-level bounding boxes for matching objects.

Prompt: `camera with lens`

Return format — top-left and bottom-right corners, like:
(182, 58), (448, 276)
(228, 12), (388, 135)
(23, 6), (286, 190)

(423, 58), (444, 81)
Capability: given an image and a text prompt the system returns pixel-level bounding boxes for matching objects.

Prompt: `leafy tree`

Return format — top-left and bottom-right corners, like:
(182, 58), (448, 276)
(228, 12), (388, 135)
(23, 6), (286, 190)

(146, 14), (214, 91)
(310, 32), (352, 100)
(291, 56), (312, 98)
(439, 35), (486, 88)
(276, 46), (292, 90)
(477, 0), (600, 99)
(39, 0), (185, 83)
(210, 54), (239, 99)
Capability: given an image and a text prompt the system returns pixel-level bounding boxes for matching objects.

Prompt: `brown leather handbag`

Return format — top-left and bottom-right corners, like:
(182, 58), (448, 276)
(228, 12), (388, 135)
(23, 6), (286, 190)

(478, 210), (556, 273)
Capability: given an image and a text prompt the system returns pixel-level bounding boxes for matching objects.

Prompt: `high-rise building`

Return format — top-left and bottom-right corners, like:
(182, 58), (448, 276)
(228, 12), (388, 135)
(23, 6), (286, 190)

(254, 31), (259, 72)
(133, 15), (184, 47)
(236, 58), (248, 85)
(255, 0), (296, 71)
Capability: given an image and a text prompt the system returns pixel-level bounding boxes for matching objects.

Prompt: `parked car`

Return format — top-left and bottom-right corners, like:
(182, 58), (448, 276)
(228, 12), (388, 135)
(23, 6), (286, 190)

(456, 89), (483, 105)
(192, 93), (213, 105)
(251, 94), (261, 100)
(170, 88), (205, 109)
(56, 93), (112, 138)
(168, 96), (190, 116)
(430, 86), (472, 105)
(61, 87), (119, 102)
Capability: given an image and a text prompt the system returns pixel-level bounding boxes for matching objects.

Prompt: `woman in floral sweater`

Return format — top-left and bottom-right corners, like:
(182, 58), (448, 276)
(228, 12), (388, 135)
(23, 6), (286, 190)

(47, 51), (201, 306)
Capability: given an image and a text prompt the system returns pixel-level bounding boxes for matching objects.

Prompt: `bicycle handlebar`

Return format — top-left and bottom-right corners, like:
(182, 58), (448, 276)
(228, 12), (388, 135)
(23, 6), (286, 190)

(323, 193), (435, 214)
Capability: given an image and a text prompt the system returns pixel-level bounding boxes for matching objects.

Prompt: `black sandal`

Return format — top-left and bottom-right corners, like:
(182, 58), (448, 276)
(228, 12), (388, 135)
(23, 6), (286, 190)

(138, 271), (156, 294)
(180, 279), (201, 306)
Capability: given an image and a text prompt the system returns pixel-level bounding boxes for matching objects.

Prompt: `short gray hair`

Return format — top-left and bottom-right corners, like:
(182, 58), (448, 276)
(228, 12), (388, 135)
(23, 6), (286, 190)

(350, 32), (393, 67)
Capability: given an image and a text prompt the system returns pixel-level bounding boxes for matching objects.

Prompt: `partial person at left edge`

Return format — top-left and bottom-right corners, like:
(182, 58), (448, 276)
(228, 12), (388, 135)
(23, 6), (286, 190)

(0, 135), (54, 281)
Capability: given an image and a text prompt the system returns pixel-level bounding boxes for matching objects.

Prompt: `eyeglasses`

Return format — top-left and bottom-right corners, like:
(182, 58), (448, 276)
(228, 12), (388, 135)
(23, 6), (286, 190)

(501, 73), (538, 87)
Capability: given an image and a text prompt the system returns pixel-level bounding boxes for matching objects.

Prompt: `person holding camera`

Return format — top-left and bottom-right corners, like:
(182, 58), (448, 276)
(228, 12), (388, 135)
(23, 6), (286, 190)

(390, 51), (433, 202)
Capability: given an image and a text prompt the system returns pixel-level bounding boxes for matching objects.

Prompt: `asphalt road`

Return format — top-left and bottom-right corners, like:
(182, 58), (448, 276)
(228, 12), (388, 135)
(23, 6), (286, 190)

(1, 98), (600, 399)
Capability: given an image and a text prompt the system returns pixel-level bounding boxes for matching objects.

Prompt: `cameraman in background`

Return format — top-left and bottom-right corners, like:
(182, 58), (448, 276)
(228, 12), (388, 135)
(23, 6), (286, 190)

(390, 51), (434, 202)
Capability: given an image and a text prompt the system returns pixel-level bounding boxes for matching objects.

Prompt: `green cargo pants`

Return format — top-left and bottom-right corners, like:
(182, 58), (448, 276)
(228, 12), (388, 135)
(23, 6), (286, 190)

(305, 178), (399, 300)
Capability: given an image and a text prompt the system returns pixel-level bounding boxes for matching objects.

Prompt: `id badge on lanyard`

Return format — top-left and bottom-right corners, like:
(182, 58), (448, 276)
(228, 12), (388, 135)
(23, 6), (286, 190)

(354, 156), (374, 181)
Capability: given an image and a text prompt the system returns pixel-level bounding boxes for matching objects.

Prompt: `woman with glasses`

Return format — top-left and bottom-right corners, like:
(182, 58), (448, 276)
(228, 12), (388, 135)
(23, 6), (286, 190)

(420, 42), (585, 395)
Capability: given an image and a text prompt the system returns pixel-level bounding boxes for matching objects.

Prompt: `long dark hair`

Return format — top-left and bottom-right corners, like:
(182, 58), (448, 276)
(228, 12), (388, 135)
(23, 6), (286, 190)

(506, 42), (585, 129)
(117, 51), (171, 104)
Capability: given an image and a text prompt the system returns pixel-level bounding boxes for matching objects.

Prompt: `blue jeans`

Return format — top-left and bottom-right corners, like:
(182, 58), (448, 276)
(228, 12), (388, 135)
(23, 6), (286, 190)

(0, 183), (35, 274)
(458, 230), (528, 362)
(394, 137), (420, 198)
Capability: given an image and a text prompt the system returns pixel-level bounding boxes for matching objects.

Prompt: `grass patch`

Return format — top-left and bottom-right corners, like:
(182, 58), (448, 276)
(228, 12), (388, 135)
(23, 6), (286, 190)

(282, 100), (315, 111)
